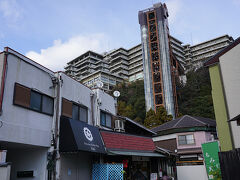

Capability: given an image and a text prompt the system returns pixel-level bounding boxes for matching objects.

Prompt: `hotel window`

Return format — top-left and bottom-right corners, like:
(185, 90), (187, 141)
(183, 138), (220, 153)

(178, 134), (195, 145)
(13, 83), (54, 115)
(100, 111), (112, 128)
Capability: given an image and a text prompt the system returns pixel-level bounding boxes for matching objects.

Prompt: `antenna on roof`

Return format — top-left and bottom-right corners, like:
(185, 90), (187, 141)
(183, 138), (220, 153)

(96, 81), (103, 89)
(113, 91), (120, 115)
(113, 91), (120, 98)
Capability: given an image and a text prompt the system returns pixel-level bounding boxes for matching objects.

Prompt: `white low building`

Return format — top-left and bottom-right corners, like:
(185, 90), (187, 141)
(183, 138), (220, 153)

(0, 47), (117, 180)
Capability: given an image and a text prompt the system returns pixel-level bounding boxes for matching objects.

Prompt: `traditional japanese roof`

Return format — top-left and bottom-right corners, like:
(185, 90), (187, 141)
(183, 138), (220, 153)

(118, 116), (156, 136)
(204, 37), (240, 67)
(100, 130), (155, 152)
(151, 115), (216, 135)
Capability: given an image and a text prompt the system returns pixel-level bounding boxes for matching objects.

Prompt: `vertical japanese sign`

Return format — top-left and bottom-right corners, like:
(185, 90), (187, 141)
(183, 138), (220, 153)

(202, 141), (221, 180)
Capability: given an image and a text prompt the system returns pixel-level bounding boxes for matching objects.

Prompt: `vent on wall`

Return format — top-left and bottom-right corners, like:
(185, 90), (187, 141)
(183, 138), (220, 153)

(114, 120), (125, 132)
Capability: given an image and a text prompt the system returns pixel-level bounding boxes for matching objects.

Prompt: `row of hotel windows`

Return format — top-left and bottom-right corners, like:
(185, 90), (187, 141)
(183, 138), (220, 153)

(190, 38), (229, 51)
(191, 42), (228, 56)
(13, 83), (112, 128)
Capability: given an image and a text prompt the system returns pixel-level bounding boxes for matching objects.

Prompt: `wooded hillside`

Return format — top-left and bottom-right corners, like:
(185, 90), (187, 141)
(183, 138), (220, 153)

(111, 67), (215, 125)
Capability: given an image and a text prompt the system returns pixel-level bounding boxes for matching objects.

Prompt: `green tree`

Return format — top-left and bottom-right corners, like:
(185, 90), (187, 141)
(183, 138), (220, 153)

(144, 106), (172, 128)
(122, 105), (135, 120)
(111, 80), (145, 122)
(177, 68), (215, 119)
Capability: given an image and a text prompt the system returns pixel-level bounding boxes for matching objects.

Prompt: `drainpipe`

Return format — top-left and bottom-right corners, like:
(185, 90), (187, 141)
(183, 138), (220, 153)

(0, 49), (8, 115)
(95, 89), (101, 127)
(48, 73), (62, 180)
(90, 92), (95, 126)
(54, 73), (62, 180)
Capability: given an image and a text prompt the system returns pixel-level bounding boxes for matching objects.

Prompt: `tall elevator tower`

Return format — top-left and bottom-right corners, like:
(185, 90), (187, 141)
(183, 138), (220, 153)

(138, 3), (178, 118)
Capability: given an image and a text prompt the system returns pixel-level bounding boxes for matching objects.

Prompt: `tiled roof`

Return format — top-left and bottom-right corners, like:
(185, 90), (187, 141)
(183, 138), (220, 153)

(100, 131), (155, 152)
(151, 115), (216, 133)
(119, 116), (156, 135)
(204, 37), (240, 67)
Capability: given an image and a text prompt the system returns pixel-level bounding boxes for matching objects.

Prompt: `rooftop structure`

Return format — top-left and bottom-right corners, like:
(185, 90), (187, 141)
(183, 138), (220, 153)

(138, 2), (178, 118)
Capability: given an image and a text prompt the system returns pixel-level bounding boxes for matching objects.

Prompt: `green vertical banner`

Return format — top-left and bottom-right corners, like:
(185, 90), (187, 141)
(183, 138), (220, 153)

(202, 141), (221, 180)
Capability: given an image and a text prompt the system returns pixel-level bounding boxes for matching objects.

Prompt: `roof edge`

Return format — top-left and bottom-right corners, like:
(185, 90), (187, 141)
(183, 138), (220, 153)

(204, 36), (240, 67)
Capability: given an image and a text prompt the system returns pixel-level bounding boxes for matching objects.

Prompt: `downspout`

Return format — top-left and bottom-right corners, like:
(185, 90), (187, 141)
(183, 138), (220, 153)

(90, 92), (95, 126)
(0, 49), (8, 115)
(47, 73), (61, 180)
(54, 73), (62, 180)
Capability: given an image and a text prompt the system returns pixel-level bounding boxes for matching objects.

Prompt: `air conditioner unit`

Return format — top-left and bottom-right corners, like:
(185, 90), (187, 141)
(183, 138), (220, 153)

(114, 120), (125, 132)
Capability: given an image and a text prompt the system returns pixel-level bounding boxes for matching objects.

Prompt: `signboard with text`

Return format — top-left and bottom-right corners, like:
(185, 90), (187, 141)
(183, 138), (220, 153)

(202, 141), (221, 180)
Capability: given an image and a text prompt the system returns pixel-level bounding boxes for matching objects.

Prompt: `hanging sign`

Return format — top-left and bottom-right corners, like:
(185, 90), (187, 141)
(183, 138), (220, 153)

(202, 141), (221, 180)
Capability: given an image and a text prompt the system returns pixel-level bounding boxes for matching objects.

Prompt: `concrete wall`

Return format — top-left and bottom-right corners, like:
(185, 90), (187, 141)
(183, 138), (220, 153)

(93, 89), (116, 127)
(177, 165), (208, 180)
(0, 51), (55, 147)
(59, 73), (116, 127)
(209, 64), (233, 151)
(60, 73), (93, 125)
(60, 152), (92, 180)
(7, 148), (48, 180)
(95, 89), (115, 114)
(219, 43), (240, 148)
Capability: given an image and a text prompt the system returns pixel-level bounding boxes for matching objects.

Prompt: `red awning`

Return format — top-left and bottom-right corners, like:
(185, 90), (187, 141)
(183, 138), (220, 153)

(100, 131), (156, 152)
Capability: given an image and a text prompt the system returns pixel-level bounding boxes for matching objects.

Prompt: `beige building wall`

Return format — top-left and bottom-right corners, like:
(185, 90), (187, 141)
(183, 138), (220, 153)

(219, 43), (240, 148)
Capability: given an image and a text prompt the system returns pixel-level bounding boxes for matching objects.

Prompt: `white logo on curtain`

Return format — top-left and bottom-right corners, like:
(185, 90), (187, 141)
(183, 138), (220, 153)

(83, 127), (93, 141)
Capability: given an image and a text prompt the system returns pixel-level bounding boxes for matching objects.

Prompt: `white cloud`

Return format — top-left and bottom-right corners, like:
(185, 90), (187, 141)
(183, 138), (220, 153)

(0, 0), (22, 21)
(166, 0), (182, 24)
(26, 33), (110, 71)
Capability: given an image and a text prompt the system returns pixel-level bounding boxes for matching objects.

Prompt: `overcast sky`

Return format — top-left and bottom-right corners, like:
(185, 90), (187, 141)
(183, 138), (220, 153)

(0, 0), (239, 71)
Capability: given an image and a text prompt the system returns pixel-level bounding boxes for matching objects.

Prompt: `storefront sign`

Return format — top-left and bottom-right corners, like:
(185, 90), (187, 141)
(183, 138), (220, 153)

(202, 141), (221, 180)
(60, 117), (106, 153)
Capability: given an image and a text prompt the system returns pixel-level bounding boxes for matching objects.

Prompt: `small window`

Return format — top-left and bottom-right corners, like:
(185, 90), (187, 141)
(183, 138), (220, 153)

(80, 106), (87, 122)
(178, 134), (195, 145)
(100, 111), (112, 128)
(42, 96), (53, 115)
(14, 83), (54, 115)
(30, 91), (42, 111)
(72, 104), (79, 120)
(100, 112), (106, 126)
(62, 98), (73, 118)
(71, 103), (88, 122)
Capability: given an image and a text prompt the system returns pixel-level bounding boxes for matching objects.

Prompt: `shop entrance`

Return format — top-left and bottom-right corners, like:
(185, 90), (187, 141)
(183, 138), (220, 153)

(131, 156), (150, 180)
